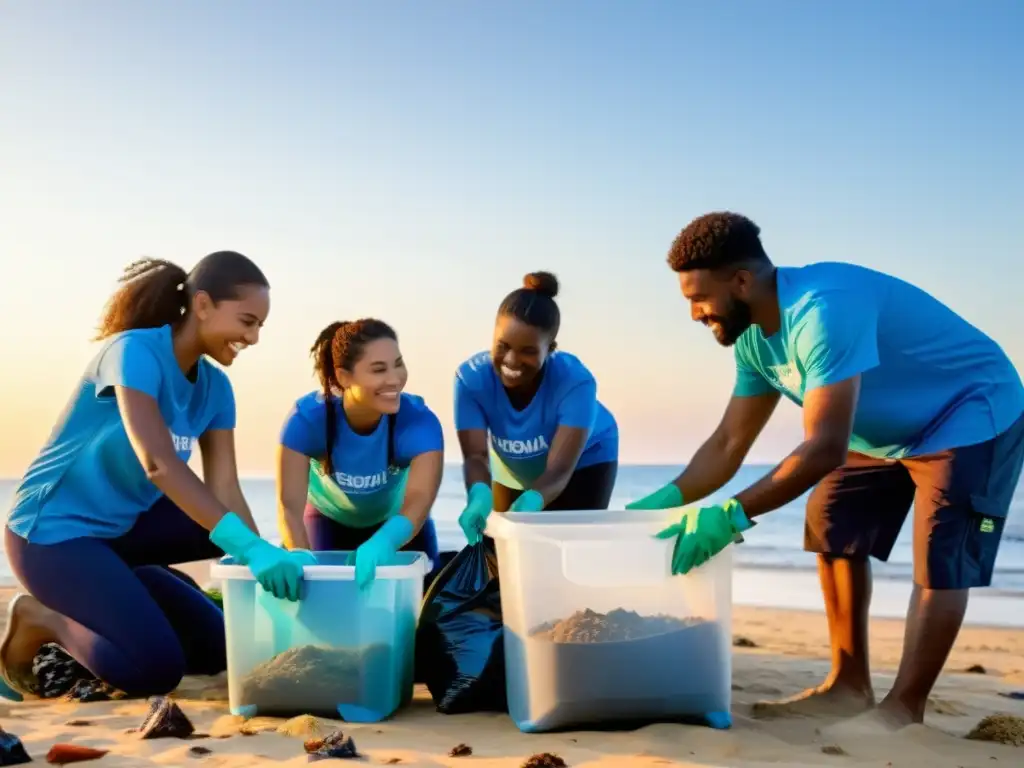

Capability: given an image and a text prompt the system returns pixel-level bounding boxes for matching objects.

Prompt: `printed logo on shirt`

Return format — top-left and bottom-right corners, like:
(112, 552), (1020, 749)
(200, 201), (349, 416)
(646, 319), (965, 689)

(314, 464), (402, 494)
(170, 431), (197, 455)
(491, 433), (549, 457)
(766, 363), (803, 399)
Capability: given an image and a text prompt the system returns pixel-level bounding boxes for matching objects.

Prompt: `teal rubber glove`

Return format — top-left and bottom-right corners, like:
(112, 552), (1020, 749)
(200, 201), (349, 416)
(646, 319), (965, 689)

(458, 482), (493, 545)
(626, 483), (684, 510)
(347, 515), (414, 590)
(210, 513), (307, 601)
(509, 489), (545, 512)
(655, 498), (752, 575)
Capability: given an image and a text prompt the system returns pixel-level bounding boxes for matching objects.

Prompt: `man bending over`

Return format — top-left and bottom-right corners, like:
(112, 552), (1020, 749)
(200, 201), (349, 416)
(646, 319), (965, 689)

(629, 212), (1024, 728)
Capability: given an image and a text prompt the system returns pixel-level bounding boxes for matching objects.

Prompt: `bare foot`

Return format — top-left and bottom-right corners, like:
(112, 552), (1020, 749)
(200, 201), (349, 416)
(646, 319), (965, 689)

(1, 594), (58, 696)
(751, 682), (875, 720)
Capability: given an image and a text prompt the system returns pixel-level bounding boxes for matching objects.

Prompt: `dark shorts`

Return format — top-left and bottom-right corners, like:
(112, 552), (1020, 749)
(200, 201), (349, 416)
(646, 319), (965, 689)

(492, 460), (618, 512)
(805, 412), (1024, 590)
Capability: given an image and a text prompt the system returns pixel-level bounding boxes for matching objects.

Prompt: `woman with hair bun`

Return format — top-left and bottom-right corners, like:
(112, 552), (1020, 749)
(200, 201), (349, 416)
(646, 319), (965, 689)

(276, 319), (444, 589)
(454, 271), (619, 543)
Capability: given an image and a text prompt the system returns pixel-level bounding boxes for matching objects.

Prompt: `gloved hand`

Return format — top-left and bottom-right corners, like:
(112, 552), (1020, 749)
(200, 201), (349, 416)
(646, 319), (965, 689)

(347, 515), (414, 590)
(626, 483), (684, 510)
(655, 499), (752, 575)
(509, 489), (545, 512)
(210, 513), (308, 601)
(458, 482), (493, 545)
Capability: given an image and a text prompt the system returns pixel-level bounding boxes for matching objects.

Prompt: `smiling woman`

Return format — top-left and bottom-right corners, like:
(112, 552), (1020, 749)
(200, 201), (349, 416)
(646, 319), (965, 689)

(1, 251), (314, 704)
(275, 319), (445, 590)
(453, 271), (620, 545)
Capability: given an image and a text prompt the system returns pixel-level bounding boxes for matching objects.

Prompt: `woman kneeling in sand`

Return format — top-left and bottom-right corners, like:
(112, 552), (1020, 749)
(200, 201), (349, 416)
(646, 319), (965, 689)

(275, 319), (445, 588)
(1, 252), (313, 701)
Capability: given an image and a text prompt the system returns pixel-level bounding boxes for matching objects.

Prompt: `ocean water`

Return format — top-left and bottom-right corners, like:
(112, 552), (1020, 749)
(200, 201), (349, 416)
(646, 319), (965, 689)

(3, 465), (1024, 625)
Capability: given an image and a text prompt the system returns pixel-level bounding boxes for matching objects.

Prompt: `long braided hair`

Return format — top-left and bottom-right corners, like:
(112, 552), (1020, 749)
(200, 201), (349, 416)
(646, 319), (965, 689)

(309, 318), (398, 477)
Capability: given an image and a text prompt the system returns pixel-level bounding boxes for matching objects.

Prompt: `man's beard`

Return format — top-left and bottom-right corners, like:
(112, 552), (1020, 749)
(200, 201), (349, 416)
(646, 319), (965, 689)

(707, 298), (753, 346)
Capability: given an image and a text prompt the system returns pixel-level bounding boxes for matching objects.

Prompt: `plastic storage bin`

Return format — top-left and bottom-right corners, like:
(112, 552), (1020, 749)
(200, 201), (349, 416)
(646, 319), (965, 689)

(210, 550), (428, 722)
(486, 510), (733, 733)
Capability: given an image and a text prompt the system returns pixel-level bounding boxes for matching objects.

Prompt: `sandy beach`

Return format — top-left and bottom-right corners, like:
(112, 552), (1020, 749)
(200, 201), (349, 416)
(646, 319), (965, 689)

(1, 585), (1022, 767)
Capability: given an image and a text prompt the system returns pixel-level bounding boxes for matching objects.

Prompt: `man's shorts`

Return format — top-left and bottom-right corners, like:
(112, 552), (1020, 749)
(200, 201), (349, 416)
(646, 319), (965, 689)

(805, 412), (1024, 589)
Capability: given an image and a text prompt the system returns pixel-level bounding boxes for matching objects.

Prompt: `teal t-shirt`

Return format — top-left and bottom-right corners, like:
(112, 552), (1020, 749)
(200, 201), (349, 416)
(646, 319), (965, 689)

(733, 262), (1024, 459)
(280, 391), (444, 528)
(6, 325), (236, 544)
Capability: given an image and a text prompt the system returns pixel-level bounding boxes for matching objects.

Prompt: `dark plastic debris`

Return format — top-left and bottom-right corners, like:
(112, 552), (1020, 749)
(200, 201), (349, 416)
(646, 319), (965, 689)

(188, 746), (212, 757)
(33, 643), (98, 699)
(137, 696), (195, 739)
(62, 679), (123, 703)
(521, 754), (567, 768)
(0, 728), (32, 766)
(415, 539), (507, 714)
(449, 743), (473, 756)
(304, 729), (359, 760)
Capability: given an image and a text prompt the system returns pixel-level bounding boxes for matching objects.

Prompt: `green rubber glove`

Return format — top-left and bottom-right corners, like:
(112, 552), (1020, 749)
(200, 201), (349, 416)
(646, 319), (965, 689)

(626, 483), (684, 510)
(509, 489), (545, 512)
(210, 513), (308, 601)
(347, 515), (414, 590)
(655, 498), (752, 575)
(458, 482), (493, 545)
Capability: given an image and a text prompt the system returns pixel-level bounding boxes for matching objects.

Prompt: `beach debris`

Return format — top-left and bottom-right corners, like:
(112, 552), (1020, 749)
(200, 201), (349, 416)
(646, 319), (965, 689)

(277, 715), (327, 738)
(33, 643), (97, 699)
(188, 746), (213, 757)
(63, 720), (92, 727)
(821, 745), (847, 755)
(0, 728), (31, 766)
(449, 743), (473, 756)
(966, 713), (1024, 747)
(45, 743), (109, 764)
(521, 754), (567, 768)
(967, 664), (987, 674)
(136, 696), (195, 739)
(304, 729), (359, 760)
(733, 636), (758, 648)
(62, 679), (124, 703)
(382, 760), (402, 765)
(999, 691), (1024, 700)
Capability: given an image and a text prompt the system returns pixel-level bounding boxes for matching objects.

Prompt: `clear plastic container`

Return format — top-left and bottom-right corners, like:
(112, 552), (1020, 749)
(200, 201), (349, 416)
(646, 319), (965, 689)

(486, 510), (733, 733)
(210, 550), (428, 722)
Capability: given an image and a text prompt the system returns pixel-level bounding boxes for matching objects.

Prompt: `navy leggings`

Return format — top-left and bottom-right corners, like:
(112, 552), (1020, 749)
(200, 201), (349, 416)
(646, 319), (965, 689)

(303, 503), (440, 568)
(5, 497), (226, 697)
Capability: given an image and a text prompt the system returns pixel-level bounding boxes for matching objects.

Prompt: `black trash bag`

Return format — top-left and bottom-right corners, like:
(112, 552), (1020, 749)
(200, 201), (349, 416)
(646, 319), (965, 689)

(32, 642), (98, 699)
(0, 727), (31, 766)
(415, 538), (507, 714)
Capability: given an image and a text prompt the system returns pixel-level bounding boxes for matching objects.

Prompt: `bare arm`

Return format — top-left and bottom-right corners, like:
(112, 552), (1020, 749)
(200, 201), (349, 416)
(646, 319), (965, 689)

(117, 386), (231, 531)
(199, 428), (258, 533)
(276, 445), (312, 550)
(457, 429), (491, 491)
(396, 449), (444, 533)
(529, 425), (589, 505)
(671, 391), (781, 505)
(734, 376), (857, 519)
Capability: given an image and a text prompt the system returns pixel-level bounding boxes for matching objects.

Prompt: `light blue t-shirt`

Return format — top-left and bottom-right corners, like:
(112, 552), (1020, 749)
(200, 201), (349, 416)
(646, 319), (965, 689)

(280, 391), (444, 528)
(6, 325), (236, 544)
(733, 262), (1024, 459)
(454, 350), (619, 489)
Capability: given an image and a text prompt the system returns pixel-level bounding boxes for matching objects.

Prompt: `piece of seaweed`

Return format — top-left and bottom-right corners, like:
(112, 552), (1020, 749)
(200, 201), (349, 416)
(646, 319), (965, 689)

(0, 729), (31, 766)
(137, 696), (195, 739)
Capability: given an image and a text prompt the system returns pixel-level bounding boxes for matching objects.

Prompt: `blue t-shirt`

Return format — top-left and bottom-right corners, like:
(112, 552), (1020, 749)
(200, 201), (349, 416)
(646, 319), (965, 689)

(280, 391), (444, 528)
(6, 325), (236, 544)
(454, 350), (619, 489)
(733, 262), (1024, 459)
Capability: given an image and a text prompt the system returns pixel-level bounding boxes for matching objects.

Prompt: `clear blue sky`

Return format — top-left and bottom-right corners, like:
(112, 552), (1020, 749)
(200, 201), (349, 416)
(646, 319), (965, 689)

(1, 0), (1022, 475)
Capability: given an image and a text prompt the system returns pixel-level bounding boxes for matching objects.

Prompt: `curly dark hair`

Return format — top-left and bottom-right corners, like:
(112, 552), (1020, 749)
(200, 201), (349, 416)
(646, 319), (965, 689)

(666, 212), (770, 272)
(310, 318), (398, 476)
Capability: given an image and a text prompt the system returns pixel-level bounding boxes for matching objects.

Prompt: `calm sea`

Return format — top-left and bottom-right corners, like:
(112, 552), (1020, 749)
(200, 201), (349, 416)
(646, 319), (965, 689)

(3, 465), (1024, 625)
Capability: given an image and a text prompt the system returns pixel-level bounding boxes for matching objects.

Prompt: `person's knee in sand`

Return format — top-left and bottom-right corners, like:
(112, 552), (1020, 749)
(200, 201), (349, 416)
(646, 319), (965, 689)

(1, 251), (313, 701)
(627, 211), (1024, 728)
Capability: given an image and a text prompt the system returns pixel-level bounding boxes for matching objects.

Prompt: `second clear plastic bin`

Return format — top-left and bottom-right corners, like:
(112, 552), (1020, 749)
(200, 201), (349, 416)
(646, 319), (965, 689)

(210, 550), (427, 723)
(487, 510), (733, 733)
